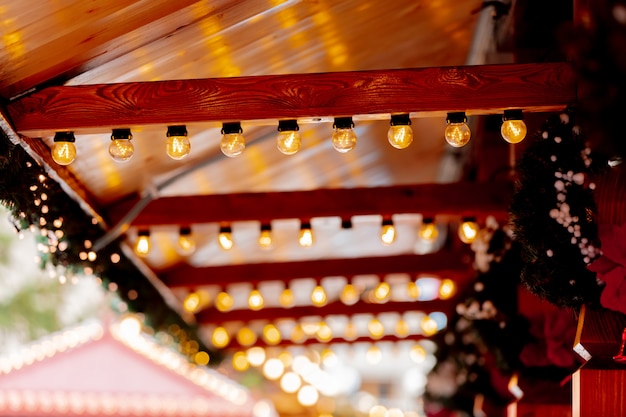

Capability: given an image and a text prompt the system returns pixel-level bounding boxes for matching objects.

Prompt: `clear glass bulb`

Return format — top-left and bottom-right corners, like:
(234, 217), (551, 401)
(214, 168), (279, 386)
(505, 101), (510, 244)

(221, 132), (246, 157)
(299, 227), (314, 247)
(311, 285), (327, 306)
(373, 282), (391, 302)
(109, 139), (134, 162)
(332, 127), (357, 153)
(458, 220), (479, 244)
(211, 326), (230, 348)
(444, 123), (471, 147)
(279, 288), (295, 308)
(368, 318), (385, 339)
(166, 135), (191, 160)
(248, 289), (264, 311)
(218, 231), (234, 250)
(439, 279), (456, 299)
(134, 234), (150, 257)
(277, 130), (302, 155)
(418, 222), (439, 242)
(340, 284), (359, 305)
(51, 141), (77, 165)
(380, 224), (396, 245)
(501, 119), (527, 144)
(387, 125), (413, 149)
(178, 234), (196, 255)
(258, 229), (272, 249)
(216, 291), (234, 312)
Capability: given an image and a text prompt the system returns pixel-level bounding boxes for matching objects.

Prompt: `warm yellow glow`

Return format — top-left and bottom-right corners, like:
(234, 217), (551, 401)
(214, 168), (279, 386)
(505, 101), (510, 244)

(290, 324), (306, 343)
(406, 281), (420, 299)
(51, 141), (77, 165)
(263, 358), (285, 380)
(444, 123), (471, 147)
(216, 291), (234, 312)
(418, 221), (439, 242)
(211, 326), (230, 348)
(387, 408), (405, 417)
(420, 316), (438, 336)
(109, 139), (134, 162)
(373, 282), (391, 302)
(183, 292), (203, 313)
(279, 288), (295, 308)
(439, 279), (456, 300)
(501, 119), (527, 144)
(218, 230), (234, 250)
(321, 349), (338, 367)
(134, 234), (150, 257)
(387, 125), (413, 149)
(395, 319), (410, 337)
(262, 324), (282, 345)
(277, 130), (302, 155)
(248, 289), (265, 311)
(315, 322), (333, 342)
(369, 405), (387, 417)
(246, 346), (266, 367)
(299, 226), (314, 247)
(340, 284), (360, 305)
(280, 372), (302, 393)
(297, 385), (319, 407)
(166, 135), (191, 160)
(279, 350), (293, 367)
(232, 351), (249, 371)
(258, 229), (273, 249)
(178, 233), (196, 255)
(119, 315), (142, 339)
(332, 128), (357, 153)
(368, 318), (385, 339)
(409, 344), (426, 363)
(366, 345), (382, 364)
(345, 321), (358, 341)
(221, 132), (246, 157)
(311, 285), (327, 306)
(380, 223), (396, 245)
(194, 351), (210, 366)
(458, 220), (479, 244)
(236, 327), (257, 347)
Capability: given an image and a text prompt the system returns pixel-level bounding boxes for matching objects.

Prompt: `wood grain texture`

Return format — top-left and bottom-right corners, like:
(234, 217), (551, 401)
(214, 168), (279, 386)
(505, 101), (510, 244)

(8, 63), (576, 135)
(162, 251), (470, 288)
(574, 305), (626, 363)
(573, 368), (626, 417)
(196, 299), (451, 325)
(108, 181), (512, 227)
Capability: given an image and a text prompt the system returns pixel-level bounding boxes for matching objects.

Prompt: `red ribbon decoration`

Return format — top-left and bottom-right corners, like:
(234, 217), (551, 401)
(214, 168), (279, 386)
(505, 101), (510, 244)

(587, 223), (626, 314)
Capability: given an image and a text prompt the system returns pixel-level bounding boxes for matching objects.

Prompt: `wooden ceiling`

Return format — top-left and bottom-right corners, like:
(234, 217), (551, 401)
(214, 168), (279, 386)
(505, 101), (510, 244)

(1, 0), (574, 356)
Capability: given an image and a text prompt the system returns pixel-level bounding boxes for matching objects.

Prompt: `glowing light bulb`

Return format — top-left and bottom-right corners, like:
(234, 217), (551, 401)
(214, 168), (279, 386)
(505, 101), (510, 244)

(406, 281), (420, 299)
(418, 218), (439, 242)
(178, 227), (196, 255)
(248, 289), (264, 310)
(388, 114), (413, 149)
(297, 385), (319, 407)
(368, 318), (385, 339)
(109, 129), (134, 162)
(420, 315), (438, 336)
(410, 344), (427, 363)
(439, 279), (456, 300)
(444, 112), (471, 147)
(220, 122), (245, 157)
(233, 351), (249, 371)
(366, 345), (382, 364)
(395, 319), (410, 337)
(344, 321), (358, 341)
(501, 110), (527, 144)
(262, 324), (282, 345)
(216, 291), (234, 312)
(166, 125), (190, 160)
(211, 326), (230, 348)
(263, 358), (285, 380)
(315, 322), (333, 342)
(51, 132), (77, 165)
(237, 327), (257, 346)
(458, 218), (479, 244)
(183, 291), (208, 313)
(299, 222), (314, 247)
(246, 347), (266, 367)
(280, 372), (302, 393)
(380, 219), (396, 245)
(279, 288), (295, 308)
(373, 282), (391, 302)
(332, 117), (357, 153)
(277, 120), (302, 155)
(340, 284), (359, 305)
(311, 285), (327, 306)
(218, 226), (234, 250)
(134, 231), (150, 257)
(258, 224), (272, 249)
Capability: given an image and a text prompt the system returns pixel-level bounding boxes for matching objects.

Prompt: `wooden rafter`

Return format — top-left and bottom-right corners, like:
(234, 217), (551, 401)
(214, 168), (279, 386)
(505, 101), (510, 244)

(109, 181), (512, 227)
(8, 63), (575, 136)
(163, 251), (471, 288)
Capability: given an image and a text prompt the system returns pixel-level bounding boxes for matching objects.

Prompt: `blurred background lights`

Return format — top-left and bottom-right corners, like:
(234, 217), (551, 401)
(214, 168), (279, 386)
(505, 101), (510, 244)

(409, 344), (427, 364)
(369, 405), (388, 417)
(297, 385), (319, 406)
(246, 347), (266, 367)
(280, 372), (302, 393)
(438, 279), (456, 299)
(232, 351), (249, 371)
(262, 358), (285, 380)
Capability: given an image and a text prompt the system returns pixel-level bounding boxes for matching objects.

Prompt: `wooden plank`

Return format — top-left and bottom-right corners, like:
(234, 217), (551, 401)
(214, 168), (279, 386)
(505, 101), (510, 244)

(197, 299), (451, 324)
(8, 63), (576, 136)
(162, 252), (471, 288)
(573, 305), (626, 365)
(108, 181), (512, 227)
(573, 368), (626, 417)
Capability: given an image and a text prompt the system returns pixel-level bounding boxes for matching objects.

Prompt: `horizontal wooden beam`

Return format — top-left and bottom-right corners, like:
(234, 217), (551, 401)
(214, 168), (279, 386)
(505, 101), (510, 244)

(110, 181), (512, 227)
(223, 333), (430, 350)
(8, 63), (576, 136)
(163, 251), (471, 288)
(197, 299), (451, 324)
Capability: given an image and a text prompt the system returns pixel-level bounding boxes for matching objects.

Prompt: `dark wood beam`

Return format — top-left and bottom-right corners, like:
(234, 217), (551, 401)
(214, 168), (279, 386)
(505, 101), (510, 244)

(197, 299), (451, 324)
(8, 62), (575, 136)
(109, 181), (512, 227)
(162, 251), (471, 288)
(224, 333), (430, 350)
